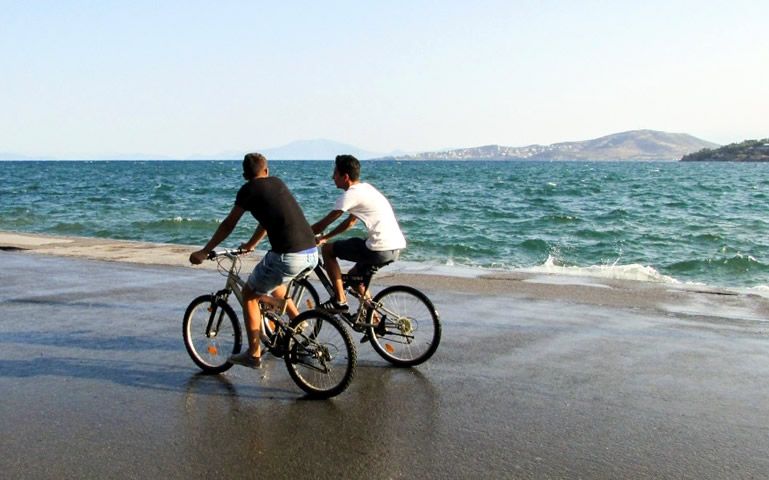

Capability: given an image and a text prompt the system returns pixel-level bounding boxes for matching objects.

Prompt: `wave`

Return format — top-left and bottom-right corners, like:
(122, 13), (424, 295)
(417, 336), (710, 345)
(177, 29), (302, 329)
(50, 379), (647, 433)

(520, 255), (680, 284)
(597, 208), (629, 220)
(46, 222), (89, 235)
(667, 254), (769, 276)
(132, 217), (219, 229)
(541, 214), (580, 224)
(744, 284), (769, 299)
(519, 238), (550, 253)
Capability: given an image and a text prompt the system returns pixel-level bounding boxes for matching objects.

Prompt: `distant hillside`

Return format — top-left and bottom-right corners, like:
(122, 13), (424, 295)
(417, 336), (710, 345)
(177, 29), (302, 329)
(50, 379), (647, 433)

(377, 130), (718, 162)
(680, 138), (769, 162)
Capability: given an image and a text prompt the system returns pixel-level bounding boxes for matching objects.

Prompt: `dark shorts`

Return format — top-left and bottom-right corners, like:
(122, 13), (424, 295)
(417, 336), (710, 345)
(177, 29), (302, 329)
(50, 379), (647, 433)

(332, 237), (400, 274)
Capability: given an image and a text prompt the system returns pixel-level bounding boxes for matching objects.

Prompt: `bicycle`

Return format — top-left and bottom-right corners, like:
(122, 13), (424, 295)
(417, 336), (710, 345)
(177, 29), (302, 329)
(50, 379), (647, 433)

(287, 249), (441, 367)
(182, 248), (356, 399)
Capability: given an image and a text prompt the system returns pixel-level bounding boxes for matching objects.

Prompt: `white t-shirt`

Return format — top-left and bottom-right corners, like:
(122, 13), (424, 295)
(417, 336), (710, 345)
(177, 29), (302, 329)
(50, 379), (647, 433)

(334, 182), (407, 251)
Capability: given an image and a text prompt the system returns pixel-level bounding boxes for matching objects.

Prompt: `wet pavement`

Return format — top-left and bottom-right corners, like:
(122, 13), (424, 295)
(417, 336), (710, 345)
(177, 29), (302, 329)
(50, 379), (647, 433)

(2, 251), (769, 479)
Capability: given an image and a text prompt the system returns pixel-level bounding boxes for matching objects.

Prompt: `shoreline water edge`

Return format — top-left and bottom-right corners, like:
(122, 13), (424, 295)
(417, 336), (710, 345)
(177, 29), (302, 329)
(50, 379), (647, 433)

(3, 160), (769, 289)
(4, 231), (769, 320)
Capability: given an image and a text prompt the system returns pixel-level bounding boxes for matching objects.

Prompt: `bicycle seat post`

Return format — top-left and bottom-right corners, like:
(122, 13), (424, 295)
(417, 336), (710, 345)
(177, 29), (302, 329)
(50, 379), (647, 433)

(279, 266), (314, 317)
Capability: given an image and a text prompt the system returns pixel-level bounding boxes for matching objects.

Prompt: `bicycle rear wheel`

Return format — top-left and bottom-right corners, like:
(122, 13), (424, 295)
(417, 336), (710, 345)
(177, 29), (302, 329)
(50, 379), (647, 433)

(183, 295), (242, 374)
(284, 310), (356, 398)
(367, 285), (441, 367)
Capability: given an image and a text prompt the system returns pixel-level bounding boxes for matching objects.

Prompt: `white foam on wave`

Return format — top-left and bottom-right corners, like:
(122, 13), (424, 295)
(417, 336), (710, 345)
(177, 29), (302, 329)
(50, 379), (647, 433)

(332, 254), (769, 293)
(520, 255), (680, 284)
(522, 275), (614, 289)
(391, 255), (683, 285)
(394, 259), (485, 278)
(742, 284), (769, 299)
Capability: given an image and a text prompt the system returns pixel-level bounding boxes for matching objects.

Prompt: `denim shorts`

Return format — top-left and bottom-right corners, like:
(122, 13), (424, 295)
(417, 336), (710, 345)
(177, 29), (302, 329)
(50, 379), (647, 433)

(246, 249), (318, 295)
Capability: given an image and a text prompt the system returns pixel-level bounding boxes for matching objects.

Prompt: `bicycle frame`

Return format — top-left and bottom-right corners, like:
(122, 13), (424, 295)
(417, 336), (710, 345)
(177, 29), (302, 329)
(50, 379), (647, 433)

(221, 262), (246, 307)
(199, 253), (245, 341)
(209, 249), (323, 344)
(292, 252), (391, 328)
(213, 251), (291, 316)
(184, 248), (358, 397)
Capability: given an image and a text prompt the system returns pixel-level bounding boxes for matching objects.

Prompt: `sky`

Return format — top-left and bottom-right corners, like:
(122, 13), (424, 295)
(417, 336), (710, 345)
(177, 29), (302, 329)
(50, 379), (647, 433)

(1, 0), (768, 159)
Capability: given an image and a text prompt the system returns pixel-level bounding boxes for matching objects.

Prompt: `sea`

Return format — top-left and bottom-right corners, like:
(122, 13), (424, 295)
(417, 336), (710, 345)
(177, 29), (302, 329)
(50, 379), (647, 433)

(2, 160), (769, 290)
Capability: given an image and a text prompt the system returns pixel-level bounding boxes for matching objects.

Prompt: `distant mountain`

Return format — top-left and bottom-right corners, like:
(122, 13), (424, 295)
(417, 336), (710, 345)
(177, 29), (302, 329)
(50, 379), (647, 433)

(1, 131), (720, 161)
(376, 130), (719, 162)
(0, 140), (383, 161)
(680, 138), (769, 162)
(184, 140), (384, 161)
(258, 139), (382, 160)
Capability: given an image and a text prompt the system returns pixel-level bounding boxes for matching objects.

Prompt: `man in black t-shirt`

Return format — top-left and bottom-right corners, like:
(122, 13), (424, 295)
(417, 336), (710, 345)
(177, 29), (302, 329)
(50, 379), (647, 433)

(190, 153), (318, 369)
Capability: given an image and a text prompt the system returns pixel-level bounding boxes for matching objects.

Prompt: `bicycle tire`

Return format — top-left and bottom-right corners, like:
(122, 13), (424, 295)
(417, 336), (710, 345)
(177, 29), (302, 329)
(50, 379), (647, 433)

(284, 310), (356, 399)
(183, 295), (242, 374)
(367, 285), (441, 367)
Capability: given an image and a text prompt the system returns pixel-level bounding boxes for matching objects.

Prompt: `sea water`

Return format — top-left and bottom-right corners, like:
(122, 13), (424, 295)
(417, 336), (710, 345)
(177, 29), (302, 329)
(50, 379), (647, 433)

(1, 160), (768, 289)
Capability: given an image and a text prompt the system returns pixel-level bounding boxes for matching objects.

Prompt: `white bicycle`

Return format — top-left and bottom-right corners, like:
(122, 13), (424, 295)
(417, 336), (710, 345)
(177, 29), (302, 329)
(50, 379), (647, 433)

(182, 248), (356, 399)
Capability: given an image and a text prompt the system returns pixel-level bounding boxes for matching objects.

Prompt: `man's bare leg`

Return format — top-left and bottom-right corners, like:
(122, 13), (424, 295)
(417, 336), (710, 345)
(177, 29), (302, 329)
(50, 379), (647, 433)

(322, 243), (346, 304)
(242, 287), (263, 358)
(271, 284), (299, 319)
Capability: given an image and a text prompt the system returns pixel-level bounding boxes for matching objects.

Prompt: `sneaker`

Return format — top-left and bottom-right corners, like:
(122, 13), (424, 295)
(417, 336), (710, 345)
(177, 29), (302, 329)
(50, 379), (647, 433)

(318, 298), (349, 314)
(228, 351), (262, 369)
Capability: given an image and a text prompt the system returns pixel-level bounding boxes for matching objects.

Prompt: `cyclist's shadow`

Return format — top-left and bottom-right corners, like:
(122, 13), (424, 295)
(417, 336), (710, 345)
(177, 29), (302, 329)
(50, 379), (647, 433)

(0, 355), (296, 399)
(182, 363), (305, 400)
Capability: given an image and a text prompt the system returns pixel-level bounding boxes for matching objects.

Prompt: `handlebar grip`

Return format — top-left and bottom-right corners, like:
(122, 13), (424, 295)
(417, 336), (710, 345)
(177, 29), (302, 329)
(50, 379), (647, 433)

(207, 248), (249, 260)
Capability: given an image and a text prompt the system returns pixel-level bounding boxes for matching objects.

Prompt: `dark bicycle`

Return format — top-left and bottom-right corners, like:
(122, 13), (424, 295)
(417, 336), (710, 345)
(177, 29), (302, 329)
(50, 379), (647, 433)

(286, 249), (441, 367)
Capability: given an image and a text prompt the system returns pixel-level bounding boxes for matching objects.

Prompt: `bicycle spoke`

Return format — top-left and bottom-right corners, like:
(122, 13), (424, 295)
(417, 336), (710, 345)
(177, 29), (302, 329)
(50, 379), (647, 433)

(367, 286), (441, 366)
(183, 296), (241, 374)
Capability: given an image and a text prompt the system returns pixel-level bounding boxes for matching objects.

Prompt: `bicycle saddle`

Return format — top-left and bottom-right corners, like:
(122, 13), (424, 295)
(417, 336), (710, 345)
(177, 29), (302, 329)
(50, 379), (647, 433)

(295, 266), (314, 280)
(354, 260), (394, 279)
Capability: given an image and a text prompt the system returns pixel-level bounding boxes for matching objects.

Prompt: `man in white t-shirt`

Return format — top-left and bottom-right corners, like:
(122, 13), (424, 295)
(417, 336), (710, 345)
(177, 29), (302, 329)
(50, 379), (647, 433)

(312, 154), (406, 313)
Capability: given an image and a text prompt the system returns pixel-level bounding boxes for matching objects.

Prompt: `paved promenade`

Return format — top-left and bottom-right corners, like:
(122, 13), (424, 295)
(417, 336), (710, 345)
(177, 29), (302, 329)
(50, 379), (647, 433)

(2, 248), (769, 479)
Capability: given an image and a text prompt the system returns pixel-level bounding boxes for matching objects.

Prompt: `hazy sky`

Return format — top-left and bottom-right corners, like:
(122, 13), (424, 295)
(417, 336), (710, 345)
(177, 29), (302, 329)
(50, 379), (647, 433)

(2, 0), (767, 158)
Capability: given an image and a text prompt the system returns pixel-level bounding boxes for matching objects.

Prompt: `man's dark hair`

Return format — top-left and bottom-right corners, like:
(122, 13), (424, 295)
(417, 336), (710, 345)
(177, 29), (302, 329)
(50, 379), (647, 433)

(335, 154), (360, 181)
(243, 152), (267, 179)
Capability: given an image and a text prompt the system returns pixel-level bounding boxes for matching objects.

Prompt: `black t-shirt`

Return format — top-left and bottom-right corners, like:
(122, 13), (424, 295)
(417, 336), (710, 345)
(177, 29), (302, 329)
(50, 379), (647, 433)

(235, 177), (316, 253)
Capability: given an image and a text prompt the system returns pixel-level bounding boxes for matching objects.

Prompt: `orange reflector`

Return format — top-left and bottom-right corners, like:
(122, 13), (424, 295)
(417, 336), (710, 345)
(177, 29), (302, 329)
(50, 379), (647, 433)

(207, 345), (218, 355)
(306, 299), (314, 309)
(207, 307), (213, 312)
(385, 344), (395, 354)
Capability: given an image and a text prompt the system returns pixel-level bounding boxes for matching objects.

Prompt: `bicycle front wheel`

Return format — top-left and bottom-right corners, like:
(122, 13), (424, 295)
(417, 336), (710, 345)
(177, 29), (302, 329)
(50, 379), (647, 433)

(284, 310), (356, 399)
(367, 285), (441, 367)
(183, 295), (242, 374)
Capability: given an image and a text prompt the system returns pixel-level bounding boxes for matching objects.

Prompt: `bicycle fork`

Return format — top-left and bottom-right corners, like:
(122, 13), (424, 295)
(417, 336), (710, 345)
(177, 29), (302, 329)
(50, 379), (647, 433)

(205, 289), (232, 338)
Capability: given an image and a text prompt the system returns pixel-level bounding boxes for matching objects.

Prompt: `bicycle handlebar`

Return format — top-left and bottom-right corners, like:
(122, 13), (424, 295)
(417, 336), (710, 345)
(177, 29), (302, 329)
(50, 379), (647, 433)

(207, 248), (249, 260)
